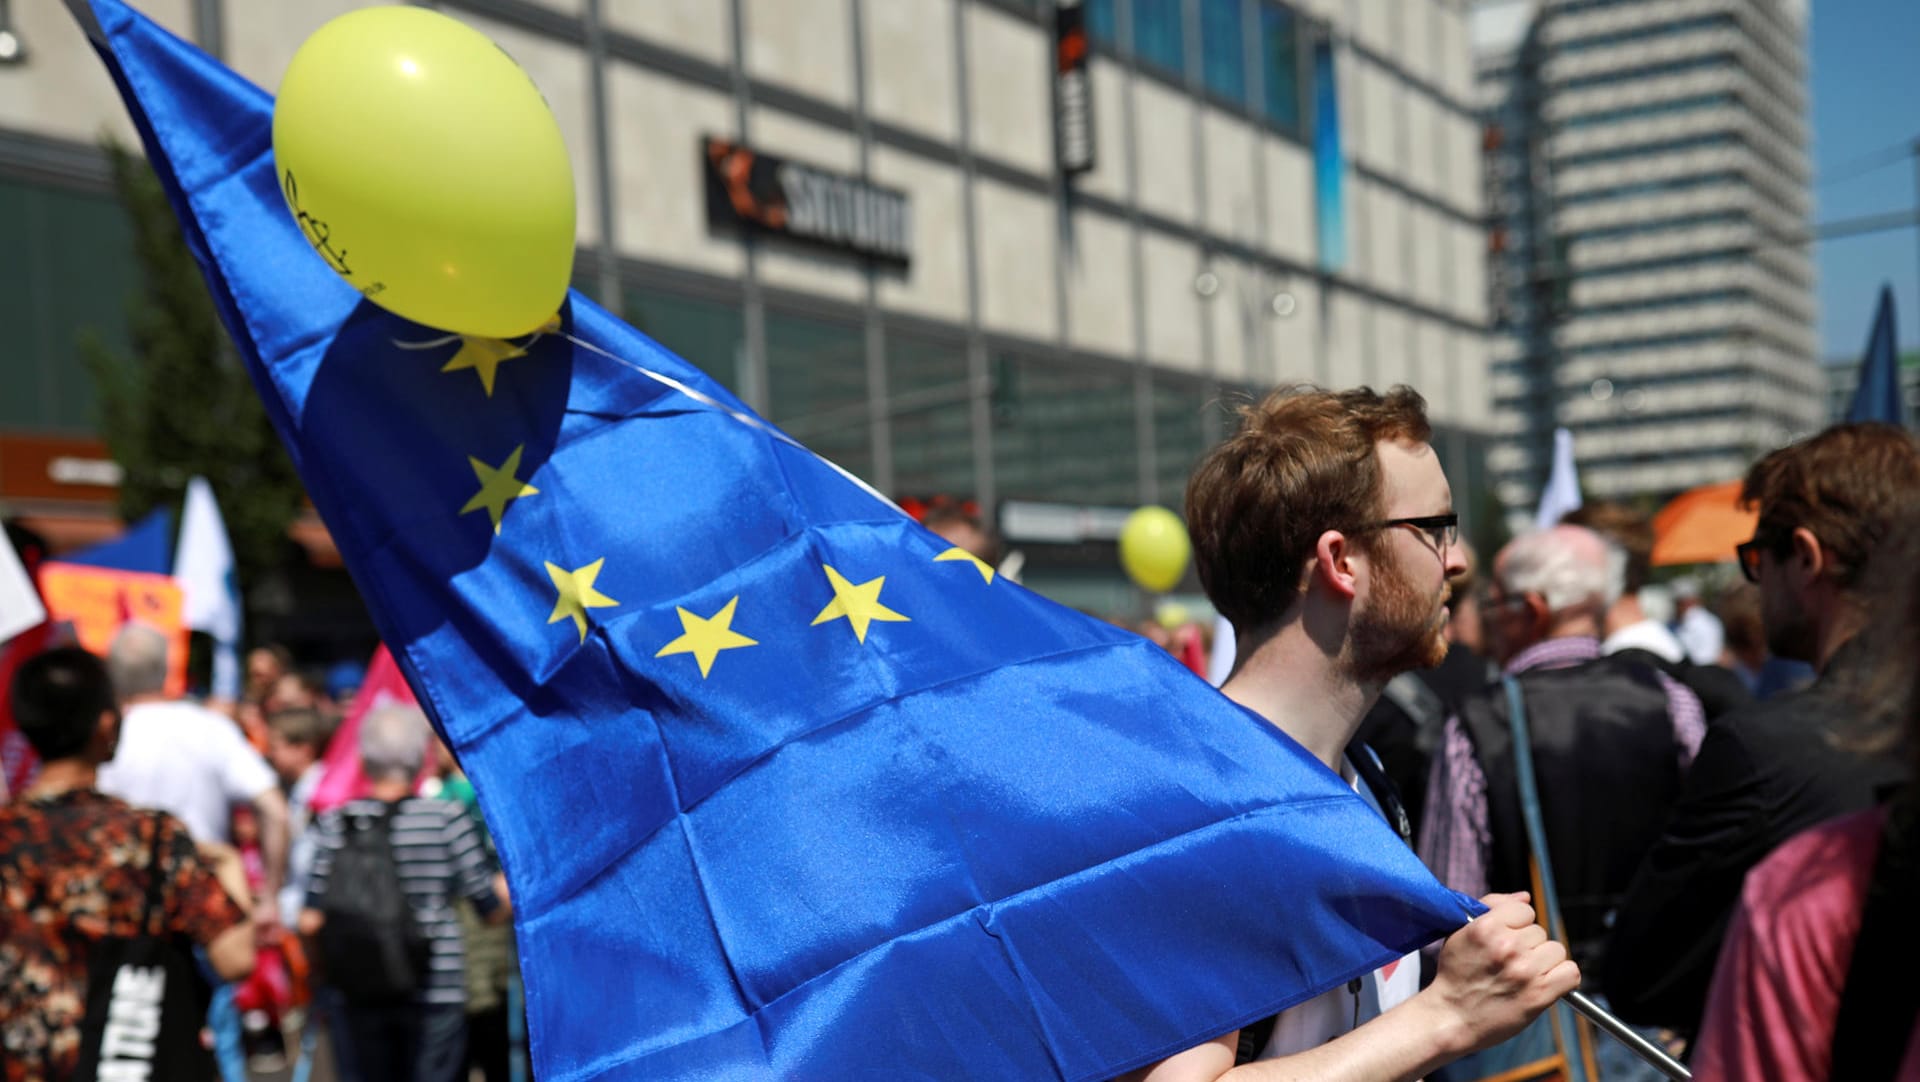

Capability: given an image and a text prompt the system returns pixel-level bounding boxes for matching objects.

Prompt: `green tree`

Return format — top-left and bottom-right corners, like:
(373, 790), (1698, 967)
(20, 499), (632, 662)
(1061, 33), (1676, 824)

(81, 139), (304, 595)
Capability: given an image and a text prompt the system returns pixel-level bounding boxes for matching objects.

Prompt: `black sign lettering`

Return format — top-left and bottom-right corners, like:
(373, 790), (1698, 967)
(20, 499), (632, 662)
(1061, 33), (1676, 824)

(703, 137), (912, 268)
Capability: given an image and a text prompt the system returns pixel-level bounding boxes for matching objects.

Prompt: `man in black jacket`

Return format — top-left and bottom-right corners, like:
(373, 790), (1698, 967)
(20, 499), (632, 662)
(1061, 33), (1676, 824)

(1603, 423), (1920, 1040)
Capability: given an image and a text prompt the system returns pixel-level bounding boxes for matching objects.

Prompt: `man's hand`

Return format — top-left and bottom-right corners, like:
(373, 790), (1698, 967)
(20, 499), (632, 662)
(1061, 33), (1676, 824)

(1418, 892), (1580, 1057)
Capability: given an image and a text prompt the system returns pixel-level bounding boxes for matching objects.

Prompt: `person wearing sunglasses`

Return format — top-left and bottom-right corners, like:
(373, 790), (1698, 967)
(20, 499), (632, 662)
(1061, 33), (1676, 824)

(1124, 385), (1577, 1082)
(1605, 422), (1920, 1047)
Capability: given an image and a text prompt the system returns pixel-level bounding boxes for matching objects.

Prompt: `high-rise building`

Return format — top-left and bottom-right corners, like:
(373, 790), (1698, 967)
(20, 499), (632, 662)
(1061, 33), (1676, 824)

(1475, 0), (1821, 527)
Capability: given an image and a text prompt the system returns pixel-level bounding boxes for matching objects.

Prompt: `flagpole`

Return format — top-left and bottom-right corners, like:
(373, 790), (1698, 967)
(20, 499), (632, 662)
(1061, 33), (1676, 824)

(1565, 990), (1690, 1080)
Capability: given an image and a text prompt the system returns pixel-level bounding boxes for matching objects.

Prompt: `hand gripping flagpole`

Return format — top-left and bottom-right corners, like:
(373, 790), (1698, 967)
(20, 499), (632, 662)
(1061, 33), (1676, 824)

(1565, 990), (1691, 1080)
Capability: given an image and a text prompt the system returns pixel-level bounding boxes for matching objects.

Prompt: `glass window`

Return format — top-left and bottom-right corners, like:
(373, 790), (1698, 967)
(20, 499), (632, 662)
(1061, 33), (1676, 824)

(624, 288), (747, 395)
(0, 176), (138, 432)
(764, 309), (874, 484)
(1133, 0), (1185, 77)
(991, 352), (1138, 506)
(1199, 0), (1247, 104)
(885, 332), (977, 502)
(1086, 0), (1119, 50)
(1259, 2), (1302, 134)
(1152, 375), (1212, 504)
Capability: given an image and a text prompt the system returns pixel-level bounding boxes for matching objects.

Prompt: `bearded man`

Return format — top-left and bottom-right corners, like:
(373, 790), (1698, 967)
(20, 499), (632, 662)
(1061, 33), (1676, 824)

(1122, 386), (1577, 1080)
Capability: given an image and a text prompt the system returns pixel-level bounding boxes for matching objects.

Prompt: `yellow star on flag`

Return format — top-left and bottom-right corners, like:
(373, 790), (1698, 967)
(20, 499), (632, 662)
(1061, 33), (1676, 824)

(933, 546), (995, 584)
(655, 596), (759, 678)
(442, 335), (528, 397)
(546, 558), (619, 642)
(810, 564), (910, 643)
(459, 445), (540, 534)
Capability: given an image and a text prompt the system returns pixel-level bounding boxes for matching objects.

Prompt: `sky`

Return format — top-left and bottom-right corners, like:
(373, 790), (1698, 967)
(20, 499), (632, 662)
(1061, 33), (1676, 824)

(1810, 0), (1920, 358)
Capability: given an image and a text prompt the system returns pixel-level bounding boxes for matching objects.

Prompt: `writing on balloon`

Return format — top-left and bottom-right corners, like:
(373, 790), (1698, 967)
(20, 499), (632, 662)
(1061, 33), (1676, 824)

(282, 169), (352, 277)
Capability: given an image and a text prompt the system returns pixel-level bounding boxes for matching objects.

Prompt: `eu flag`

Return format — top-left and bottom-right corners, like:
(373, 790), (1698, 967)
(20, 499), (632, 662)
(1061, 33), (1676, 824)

(76, 2), (1476, 1077)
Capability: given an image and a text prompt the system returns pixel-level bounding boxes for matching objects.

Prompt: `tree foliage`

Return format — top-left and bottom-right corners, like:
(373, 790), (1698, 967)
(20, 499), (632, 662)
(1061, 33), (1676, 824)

(80, 140), (304, 593)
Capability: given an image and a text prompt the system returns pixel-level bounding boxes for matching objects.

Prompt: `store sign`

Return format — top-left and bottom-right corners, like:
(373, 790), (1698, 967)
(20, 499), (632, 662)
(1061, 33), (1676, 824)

(702, 137), (912, 267)
(1054, 0), (1095, 176)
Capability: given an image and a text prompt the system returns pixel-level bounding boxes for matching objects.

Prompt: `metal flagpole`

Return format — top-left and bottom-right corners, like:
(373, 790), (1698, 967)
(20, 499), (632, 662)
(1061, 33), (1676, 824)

(1565, 990), (1691, 1080)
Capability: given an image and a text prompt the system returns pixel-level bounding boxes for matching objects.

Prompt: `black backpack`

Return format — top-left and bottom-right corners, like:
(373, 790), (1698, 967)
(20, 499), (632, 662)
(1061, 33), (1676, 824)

(316, 802), (430, 1004)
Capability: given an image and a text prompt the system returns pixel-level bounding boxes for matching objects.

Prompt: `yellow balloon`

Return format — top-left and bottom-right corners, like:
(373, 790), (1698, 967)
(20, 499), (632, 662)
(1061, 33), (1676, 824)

(1119, 506), (1192, 594)
(273, 8), (575, 338)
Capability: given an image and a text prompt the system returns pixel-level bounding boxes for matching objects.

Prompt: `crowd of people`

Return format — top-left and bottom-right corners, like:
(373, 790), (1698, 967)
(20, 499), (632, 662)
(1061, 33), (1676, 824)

(2, 385), (1916, 1081)
(0, 629), (523, 1082)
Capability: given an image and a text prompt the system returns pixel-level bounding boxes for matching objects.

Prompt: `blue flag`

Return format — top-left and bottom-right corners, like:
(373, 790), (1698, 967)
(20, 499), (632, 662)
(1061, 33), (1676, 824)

(62, 505), (172, 573)
(1847, 285), (1903, 426)
(77, 2), (1475, 1077)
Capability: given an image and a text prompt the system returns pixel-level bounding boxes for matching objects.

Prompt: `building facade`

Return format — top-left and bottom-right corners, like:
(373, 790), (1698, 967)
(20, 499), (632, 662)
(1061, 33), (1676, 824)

(2, 0), (1492, 612)
(1475, 0), (1821, 526)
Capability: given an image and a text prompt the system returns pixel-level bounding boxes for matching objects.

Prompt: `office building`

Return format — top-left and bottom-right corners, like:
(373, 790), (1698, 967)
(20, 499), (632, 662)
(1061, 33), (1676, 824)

(3, 0), (1492, 613)
(1476, 0), (1822, 525)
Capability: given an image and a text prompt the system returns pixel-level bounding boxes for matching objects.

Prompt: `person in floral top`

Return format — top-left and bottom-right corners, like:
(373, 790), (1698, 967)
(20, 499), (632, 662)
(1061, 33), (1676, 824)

(0, 647), (254, 1080)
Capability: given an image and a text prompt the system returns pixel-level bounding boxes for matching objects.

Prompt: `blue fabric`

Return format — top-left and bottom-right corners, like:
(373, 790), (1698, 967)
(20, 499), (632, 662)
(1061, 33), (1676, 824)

(79, 3), (1478, 1078)
(62, 506), (173, 572)
(1847, 285), (1903, 425)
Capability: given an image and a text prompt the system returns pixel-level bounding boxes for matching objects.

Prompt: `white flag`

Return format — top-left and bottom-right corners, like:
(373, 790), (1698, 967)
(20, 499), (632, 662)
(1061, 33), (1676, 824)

(175, 477), (242, 698)
(1534, 427), (1583, 532)
(0, 529), (46, 646)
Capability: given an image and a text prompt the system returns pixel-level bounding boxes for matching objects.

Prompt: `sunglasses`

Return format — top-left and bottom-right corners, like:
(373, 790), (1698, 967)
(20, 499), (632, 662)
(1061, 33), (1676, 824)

(1736, 531), (1784, 584)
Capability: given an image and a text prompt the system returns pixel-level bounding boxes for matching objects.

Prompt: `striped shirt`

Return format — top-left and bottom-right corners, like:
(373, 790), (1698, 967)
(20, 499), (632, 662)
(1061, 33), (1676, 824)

(305, 796), (499, 1005)
(1417, 636), (1706, 901)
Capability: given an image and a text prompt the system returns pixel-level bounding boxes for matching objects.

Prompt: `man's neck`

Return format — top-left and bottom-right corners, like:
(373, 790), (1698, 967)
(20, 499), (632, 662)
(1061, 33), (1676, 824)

(1813, 601), (1866, 673)
(1604, 595), (1646, 638)
(1220, 622), (1374, 772)
(122, 692), (171, 710)
(366, 777), (412, 802)
(23, 759), (97, 798)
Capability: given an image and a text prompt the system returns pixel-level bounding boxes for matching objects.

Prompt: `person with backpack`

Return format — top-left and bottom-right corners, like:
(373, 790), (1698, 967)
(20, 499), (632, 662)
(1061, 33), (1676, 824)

(298, 705), (508, 1082)
(1, 646), (255, 1081)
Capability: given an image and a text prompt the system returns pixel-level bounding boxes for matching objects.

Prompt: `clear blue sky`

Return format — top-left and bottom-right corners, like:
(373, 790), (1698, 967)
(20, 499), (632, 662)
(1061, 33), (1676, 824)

(1811, 0), (1920, 358)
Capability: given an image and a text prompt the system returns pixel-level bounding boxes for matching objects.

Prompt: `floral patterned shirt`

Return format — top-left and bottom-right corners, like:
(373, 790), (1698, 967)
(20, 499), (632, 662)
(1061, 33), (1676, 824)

(0, 790), (245, 1081)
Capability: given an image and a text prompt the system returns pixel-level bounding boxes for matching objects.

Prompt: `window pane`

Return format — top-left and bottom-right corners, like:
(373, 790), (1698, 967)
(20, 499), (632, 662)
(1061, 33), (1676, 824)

(1087, 0), (1119, 49)
(765, 309), (874, 483)
(624, 288), (746, 395)
(1260, 2), (1302, 133)
(0, 176), (138, 432)
(886, 333), (976, 501)
(991, 353), (1138, 505)
(1200, 0), (1247, 104)
(1133, 0), (1185, 76)
(1152, 375), (1211, 503)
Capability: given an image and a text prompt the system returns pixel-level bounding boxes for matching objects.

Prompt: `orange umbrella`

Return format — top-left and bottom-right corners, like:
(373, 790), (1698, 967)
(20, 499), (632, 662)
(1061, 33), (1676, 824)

(1651, 479), (1757, 567)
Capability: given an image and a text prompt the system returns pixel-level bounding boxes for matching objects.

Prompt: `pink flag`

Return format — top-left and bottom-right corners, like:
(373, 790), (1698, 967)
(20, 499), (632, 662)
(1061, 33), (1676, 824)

(309, 644), (430, 812)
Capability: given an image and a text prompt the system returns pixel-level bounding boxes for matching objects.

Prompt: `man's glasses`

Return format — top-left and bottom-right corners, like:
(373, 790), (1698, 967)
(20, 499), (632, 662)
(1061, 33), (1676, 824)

(1736, 531), (1783, 584)
(1366, 513), (1459, 553)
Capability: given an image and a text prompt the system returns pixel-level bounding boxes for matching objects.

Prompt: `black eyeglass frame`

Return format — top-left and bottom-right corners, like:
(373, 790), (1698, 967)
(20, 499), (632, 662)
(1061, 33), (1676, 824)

(1362, 512), (1460, 552)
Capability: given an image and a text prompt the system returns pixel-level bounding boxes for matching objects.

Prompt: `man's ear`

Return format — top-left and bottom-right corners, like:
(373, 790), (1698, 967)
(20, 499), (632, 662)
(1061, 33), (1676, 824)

(1312, 530), (1360, 601)
(1790, 526), (1826, 584)
(1523, 592), (1552, 638)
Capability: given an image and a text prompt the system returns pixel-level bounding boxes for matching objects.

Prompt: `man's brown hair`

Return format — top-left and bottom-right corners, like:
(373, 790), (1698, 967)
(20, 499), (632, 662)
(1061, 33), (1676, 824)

(1185, 385), (1431, 633)
(266, 705), (331, 750)
(1741, 423), (1920, 590)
